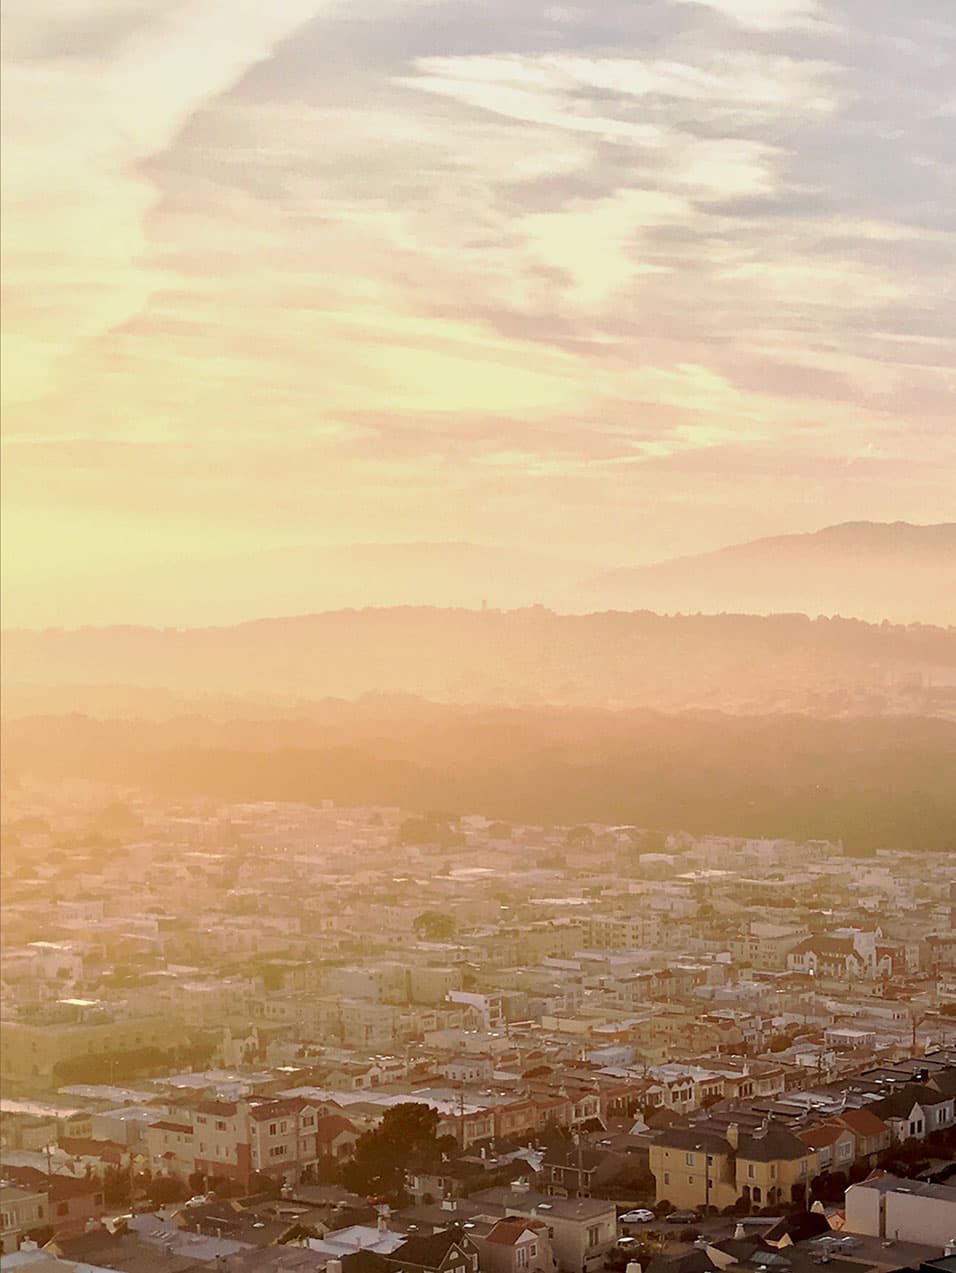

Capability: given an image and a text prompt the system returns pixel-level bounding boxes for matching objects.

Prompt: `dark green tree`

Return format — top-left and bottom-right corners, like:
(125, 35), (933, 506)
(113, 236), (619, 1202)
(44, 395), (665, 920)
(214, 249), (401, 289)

(341, 1102), (456, 1199)
(413, 911), (456, 941)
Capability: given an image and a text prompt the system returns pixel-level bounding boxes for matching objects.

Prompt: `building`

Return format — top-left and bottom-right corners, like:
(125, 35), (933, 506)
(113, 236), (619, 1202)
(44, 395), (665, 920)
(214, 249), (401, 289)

(844, 1174), (956, 1247)
(648, 1119), (817, 1212)
(467, 1182), (616, 1273)
(471, 1216), (556, 1273)
(146, 1096), (324, 1188)
(0, 1182), (48, 1255)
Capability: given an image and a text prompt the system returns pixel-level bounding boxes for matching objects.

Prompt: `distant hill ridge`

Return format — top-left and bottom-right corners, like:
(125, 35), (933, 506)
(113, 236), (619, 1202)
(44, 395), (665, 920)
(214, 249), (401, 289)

(590, 520), (956, 625)
(2, 608), (954, 718)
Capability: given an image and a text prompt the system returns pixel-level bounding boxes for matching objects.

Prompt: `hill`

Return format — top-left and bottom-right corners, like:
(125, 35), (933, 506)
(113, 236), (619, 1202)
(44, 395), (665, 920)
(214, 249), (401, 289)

(2, 608), (955, 718)
(590, 522), (956, 625)
(3, 702), (955, 854)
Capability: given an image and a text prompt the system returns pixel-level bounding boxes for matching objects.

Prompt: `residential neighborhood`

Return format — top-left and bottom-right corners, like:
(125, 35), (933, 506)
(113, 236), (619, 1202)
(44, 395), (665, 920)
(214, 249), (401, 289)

(1, 788), (954, 1268)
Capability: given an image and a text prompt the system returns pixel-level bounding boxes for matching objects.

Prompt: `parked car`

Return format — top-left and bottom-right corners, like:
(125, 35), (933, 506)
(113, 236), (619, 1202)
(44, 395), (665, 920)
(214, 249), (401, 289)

(619, 1209), (655, 1224)
(665, 1209), (701, 1223)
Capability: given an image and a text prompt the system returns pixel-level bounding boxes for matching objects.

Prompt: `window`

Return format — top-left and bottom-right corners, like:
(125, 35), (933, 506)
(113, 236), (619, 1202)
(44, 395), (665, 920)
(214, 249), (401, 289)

(587, 1226), (601, 1249)
(516, 1248), (529, 1269)
(216, 1120), (226, 1131)
(663, 1172), (671, 1186)
(688, 1176), (694, 1185)
(269, 1123), (277, 1135)
(769, 1165), (776, 1179)
(747, 1164), (755, 1179)
(685, 1153), (695, 1166)
(752, 1187), (761, 1204)
(529, 1245), (537, 1258)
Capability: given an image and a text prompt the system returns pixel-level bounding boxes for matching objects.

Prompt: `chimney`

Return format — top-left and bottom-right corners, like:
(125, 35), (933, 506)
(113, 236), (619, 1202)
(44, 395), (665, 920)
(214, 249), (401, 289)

(378, 1213), (390, 1232)
(327, 1261), (344, 1273)
(726, 1124), (739, 1150)
(733, 1224), (746, 1240)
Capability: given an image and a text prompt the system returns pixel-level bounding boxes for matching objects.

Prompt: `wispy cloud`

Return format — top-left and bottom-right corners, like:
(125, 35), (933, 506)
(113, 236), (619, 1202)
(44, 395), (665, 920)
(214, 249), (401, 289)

(2, 0), (954, 623)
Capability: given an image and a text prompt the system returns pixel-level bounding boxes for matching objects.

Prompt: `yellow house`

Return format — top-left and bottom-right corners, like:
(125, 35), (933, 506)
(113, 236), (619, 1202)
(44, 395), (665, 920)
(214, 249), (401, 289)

(649, 1120), (818, 1212)
(732, 1121), (818, 1210)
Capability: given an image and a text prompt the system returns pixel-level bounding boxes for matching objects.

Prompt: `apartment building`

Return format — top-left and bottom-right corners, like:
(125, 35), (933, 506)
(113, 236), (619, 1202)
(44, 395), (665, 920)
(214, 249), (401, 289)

(146, 1096), (324, 1188)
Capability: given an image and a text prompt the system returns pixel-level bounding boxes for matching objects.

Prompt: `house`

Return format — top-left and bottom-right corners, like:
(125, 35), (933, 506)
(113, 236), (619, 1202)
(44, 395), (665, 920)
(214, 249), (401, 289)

(733, 1121), (817, 1209)
(472, 1216), (556, 1273)
(649, 1119), (817, 1212)
(386, 1225), (481, 1273)
(0, 1182), (48, 1254)
(47, 1174), (108, 1238)
(145, 1117), (196, 1178)
(830, 1108), (892, 1164)
(869, 1083), (955, 1143)
(315, 1113), (360, 1162)
(797, 1122), (856, 1176)
(467, 1182), (616, 1273)
(540, 1143), (627, 1199)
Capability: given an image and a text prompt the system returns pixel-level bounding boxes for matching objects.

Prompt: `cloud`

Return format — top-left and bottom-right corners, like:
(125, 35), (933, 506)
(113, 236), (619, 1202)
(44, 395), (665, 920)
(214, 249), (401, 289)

(1, 0), (335, 409)
(2, 0), (954, 623)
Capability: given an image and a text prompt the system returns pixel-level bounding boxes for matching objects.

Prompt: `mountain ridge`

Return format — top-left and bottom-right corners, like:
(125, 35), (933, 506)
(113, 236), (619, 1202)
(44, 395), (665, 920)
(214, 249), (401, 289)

(590, 520), (956, 625)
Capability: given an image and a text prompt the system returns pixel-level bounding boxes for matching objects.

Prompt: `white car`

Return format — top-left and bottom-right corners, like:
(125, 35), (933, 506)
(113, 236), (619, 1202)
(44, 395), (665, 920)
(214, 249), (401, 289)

(618, 1209), (655, 1224)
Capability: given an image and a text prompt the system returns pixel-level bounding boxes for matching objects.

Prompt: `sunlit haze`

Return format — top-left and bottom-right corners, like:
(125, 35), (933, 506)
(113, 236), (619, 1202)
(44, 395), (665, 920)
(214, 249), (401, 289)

(2, 0), (954, 626)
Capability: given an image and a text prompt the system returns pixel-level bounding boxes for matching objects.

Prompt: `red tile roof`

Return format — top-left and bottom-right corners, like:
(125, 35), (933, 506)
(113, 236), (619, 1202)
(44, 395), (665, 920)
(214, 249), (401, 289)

(834, 1108), (889, 1137)
(486, 1219), (548, 1246)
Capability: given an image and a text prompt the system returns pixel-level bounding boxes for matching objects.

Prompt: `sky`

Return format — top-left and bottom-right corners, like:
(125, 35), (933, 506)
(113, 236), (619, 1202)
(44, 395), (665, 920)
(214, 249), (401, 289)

(2, 0), (954, 626)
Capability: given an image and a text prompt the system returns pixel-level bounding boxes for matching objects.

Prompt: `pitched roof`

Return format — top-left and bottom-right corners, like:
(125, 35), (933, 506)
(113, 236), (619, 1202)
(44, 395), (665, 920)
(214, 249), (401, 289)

(834, 1108), (889, 1137)
(315, 1114), (359, 1144)
(871, 1082), (951, 1120)
(485, 1219), (548, 1246)
(392, 1226), (473, 1269)
(737, 1121), (809, 1162)
(652, 1126), (729, 1155)
(798, 1122), (850, 1150)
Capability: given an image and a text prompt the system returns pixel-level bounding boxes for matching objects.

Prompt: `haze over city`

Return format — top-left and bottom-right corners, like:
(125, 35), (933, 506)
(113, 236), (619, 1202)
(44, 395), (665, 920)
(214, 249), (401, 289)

(2, 1), (956, 1269)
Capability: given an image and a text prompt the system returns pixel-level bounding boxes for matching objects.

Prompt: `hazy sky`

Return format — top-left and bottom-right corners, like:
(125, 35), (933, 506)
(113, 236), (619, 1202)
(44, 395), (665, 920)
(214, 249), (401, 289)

(2, 0), (954, 625)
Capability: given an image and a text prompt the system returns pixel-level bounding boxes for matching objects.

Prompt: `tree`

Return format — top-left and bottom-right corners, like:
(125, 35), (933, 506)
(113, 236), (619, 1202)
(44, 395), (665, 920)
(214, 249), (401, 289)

(341, 1102), (456, 1200)
(413, 911), (456, 942)
(149, 1175), (188, 1207)
(249, 1172), (281, 1197)
(103, 1165), (132, 1206)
